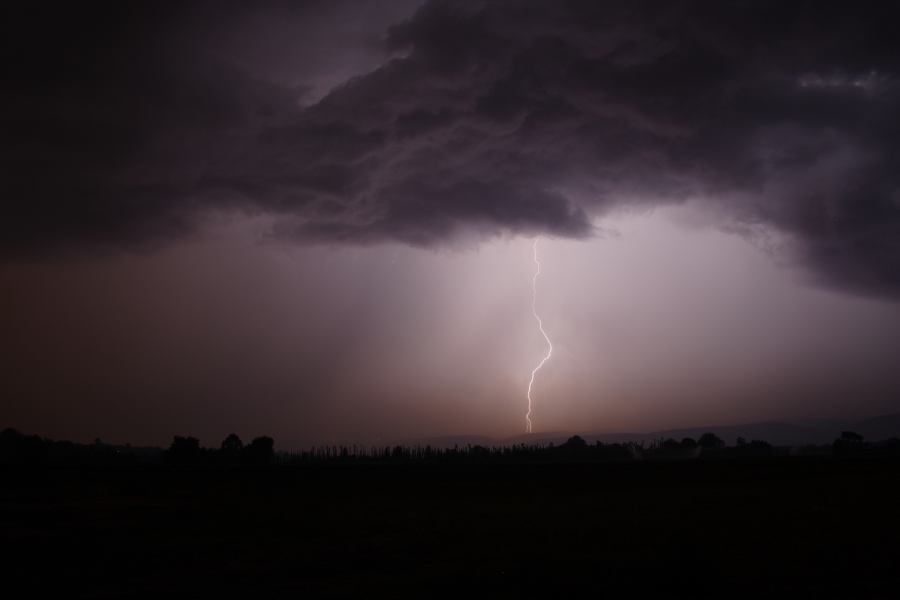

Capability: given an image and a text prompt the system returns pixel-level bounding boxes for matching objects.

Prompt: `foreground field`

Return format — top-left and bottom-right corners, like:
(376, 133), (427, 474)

(4, 457), (900, 597)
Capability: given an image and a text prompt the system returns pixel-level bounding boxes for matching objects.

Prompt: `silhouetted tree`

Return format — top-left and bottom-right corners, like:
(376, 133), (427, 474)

(166, 435), (200, 465)
(554, 435), (589, 459)
(841, 431), (864, 443)
(0, 428), (48, 466)
(469, 445), (490, 459)
(218, 433), (244, 465)
(243, 436), (274, 464)
(730, 438), (774, 457)
(661, 438), (681, 451)
(680, 437), (697, 449)
(563, 435), (588, 449)
(698, 432), (725, 449)
(221, 433), (243, 453)
(833, 431), (865, 455)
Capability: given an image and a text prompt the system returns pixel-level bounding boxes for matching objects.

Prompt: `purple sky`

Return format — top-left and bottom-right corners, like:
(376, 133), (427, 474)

(3, 1), (900, 448)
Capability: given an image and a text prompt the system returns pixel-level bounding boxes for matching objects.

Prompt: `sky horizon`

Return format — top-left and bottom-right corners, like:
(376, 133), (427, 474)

(3, 1), (900, 450)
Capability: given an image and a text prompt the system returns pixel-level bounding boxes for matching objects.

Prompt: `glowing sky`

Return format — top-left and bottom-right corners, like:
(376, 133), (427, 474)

(2, 1), (900, 447)
(4, 206), (899, 447)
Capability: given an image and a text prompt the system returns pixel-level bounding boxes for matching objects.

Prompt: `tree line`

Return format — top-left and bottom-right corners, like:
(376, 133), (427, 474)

(1, 427), (897, 468)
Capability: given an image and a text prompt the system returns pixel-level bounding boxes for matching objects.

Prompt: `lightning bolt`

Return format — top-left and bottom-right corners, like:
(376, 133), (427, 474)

(526, 238), (553, 433)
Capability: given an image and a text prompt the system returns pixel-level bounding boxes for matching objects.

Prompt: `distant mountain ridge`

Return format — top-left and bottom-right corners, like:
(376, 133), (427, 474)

(412, 414), (900, 448)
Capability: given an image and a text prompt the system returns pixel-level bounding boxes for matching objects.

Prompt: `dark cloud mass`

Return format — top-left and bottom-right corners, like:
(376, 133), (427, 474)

(3, 1), (900, 295)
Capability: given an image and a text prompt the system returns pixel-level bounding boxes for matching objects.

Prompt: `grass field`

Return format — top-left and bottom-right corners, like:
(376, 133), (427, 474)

(4, 457), (900, 597)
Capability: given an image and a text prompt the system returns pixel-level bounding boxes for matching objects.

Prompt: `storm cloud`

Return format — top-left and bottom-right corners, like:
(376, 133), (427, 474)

(3, 0), (900, 295)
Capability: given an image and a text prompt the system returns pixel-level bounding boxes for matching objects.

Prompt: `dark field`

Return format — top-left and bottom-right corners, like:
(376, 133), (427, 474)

(4, 458), (900, 598)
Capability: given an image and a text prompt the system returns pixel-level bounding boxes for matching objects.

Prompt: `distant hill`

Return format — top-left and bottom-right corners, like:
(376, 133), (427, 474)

(403, 434), (497, 448)
(852, 414), (900, 442)
(413, 414), (900, 448)
(600, 421), (834, 447)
